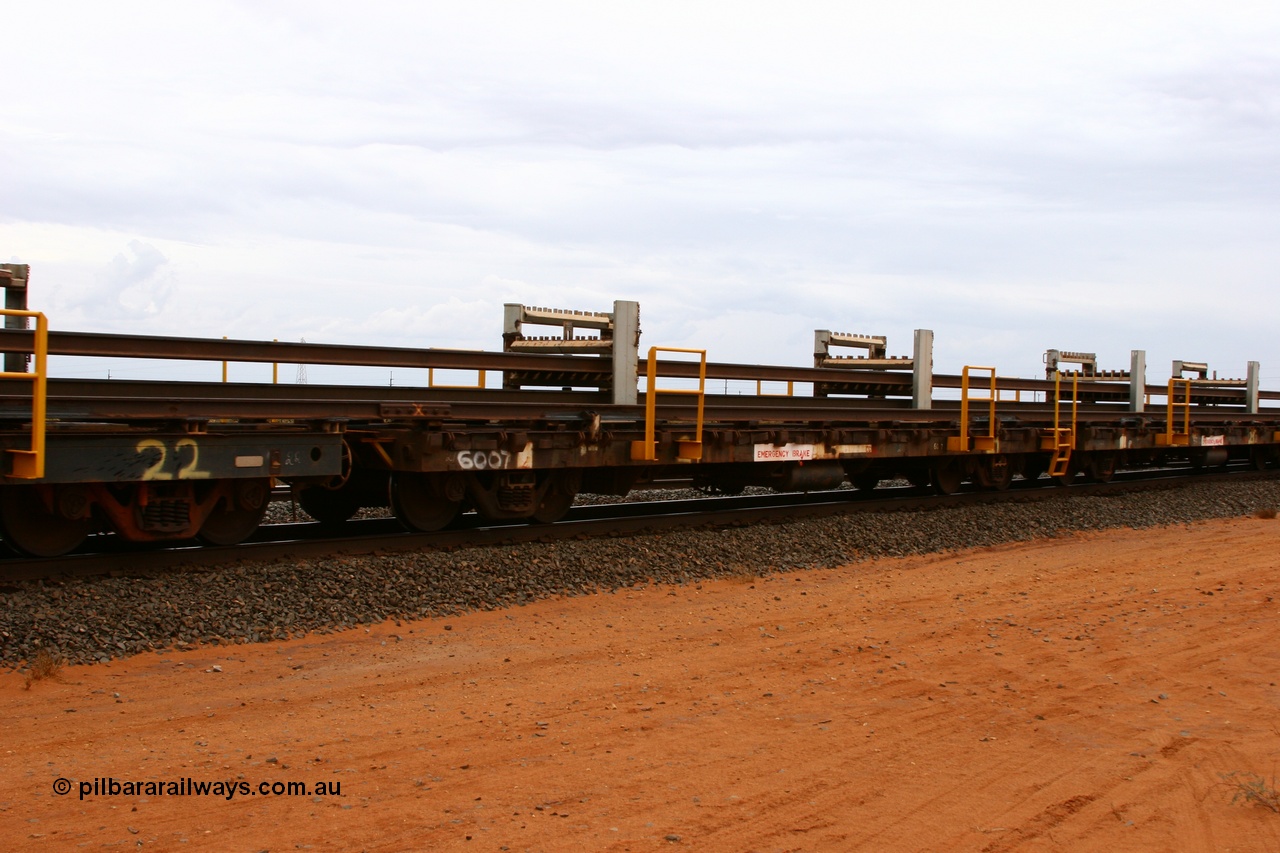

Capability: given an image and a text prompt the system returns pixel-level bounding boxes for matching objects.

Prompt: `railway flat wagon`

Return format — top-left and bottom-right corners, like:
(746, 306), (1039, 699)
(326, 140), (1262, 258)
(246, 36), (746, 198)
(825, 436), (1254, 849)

(1, 264), (1277, 556)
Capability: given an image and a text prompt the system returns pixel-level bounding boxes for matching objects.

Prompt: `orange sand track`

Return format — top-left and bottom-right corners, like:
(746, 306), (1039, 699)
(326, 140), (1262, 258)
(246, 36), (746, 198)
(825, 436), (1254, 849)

(3, 516), (1279, 851)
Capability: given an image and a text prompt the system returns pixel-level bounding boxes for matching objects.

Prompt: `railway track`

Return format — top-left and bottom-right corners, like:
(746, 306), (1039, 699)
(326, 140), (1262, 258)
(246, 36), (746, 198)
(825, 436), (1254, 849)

(4, 465), (1274, 584)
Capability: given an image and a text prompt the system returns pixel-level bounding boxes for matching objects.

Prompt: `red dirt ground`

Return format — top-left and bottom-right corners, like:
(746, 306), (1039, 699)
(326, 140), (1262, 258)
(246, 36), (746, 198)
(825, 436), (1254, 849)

(3, 516), (1279, 852)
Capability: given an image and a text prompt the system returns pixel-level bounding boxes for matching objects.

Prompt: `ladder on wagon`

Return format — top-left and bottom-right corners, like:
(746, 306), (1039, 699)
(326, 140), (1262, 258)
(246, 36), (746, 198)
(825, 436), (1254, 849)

(1045, 371), (1077, 478)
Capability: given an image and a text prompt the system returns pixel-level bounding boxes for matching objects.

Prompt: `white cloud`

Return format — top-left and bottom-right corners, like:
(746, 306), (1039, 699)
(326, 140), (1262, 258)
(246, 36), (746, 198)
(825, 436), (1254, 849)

(0, 1), (1277, 384)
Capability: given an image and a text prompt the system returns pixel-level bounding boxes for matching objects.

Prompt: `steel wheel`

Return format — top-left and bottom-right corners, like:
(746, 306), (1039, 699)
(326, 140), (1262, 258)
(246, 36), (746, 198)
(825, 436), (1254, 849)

(1086, 453), (1116, 483)
(904, 466), (933, 489)
(390, 472), (462, 532)
(0, 485), (94, 557)
(976, 454), (1013, 491)
(530, 489), (574, 524)
(852, 471), (881, 492)
(531, 470), (580, 524)
(298, 486), (361, 525)
(197, 479), (270, 546)
(1020, 455), (1047, 485)
(931, 460), (964, 495)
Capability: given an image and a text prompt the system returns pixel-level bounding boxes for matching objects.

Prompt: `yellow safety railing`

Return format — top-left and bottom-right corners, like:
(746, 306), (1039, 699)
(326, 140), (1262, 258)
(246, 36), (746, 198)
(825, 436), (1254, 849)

(1, 309), (47, 479)
(631, 346), (706, 462)
(755, 379), (795, 397)
(428, 368), (487, 390)
(1158, 378), (1192, 446)
(947, 365), (998, 452)
(1044, 371), (1077, 477)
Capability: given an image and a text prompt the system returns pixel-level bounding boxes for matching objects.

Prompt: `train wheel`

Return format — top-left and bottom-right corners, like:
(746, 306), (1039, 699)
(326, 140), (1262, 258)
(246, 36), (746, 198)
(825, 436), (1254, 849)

(932, 460), (964, 495)
(0, 485), (94, 557)
(531, 470), (581, 524)
(976, 454), (1013, 491)
(197, 479), (270, 546)
(531, 491), (573, 523)
(1021, 455), (1047, 485)
(390, 472), (462, 532)
(904, 466), (932, 489)
(1086, 453), (1116, 483)
(326, 439), (354, 490)
(852, 471), (880, 491)
(298, 487), (361, 525)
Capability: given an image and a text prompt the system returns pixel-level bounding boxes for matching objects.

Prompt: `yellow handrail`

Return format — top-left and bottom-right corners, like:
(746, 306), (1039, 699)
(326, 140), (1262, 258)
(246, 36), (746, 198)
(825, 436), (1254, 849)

(631, 346), (706, 462)
(428, 368), (487, 390)
(1052, 370), (1078, 439)
(947, 365), (997, 452)
(0, 309), (47, 479)
(755, 379), (795, 397)
(1162, 378), (1192, 446)
(1047, 370), (1077, 477)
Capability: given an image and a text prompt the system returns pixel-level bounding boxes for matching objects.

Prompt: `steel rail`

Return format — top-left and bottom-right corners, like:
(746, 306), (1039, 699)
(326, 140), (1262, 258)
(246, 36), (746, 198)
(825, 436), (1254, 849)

(4, 466), (1275, 585)
(6, 327), (1269, 403)
(1, 389), (1273, 427)
(34, 378), (611, 406)
(0, 329), (614, 375)
(3, 391), (1267, 427)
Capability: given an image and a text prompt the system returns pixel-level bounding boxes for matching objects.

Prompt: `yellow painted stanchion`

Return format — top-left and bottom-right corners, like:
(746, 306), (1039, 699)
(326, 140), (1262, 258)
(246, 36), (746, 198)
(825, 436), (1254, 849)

(1158, 378), (1192, 446)
(428, 368), (487, 389)
(1045, 370), (1077, 477)
(0, 309), (48, 479)
(630, 346), (706, 462)
(947, 366), (998, 452)
(754, 379), (795, 397)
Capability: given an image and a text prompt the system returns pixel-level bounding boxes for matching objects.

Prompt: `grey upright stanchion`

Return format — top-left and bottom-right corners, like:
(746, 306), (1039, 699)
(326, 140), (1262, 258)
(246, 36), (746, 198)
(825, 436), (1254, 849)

(912, 329), (934, 409)
(1, 263), (30, 374)
(611, 300), (640, 406)
(1129, 350), (1146, 413)
(1247, 361), (1260, 415)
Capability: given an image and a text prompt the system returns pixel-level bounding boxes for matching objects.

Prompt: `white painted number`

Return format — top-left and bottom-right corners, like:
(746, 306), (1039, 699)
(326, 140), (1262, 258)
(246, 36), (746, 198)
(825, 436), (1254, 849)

(456, 450), (511, 470)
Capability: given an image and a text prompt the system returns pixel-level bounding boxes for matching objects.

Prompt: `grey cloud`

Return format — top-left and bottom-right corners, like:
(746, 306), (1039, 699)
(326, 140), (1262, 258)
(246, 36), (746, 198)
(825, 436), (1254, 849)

(93, 241), (173, 318)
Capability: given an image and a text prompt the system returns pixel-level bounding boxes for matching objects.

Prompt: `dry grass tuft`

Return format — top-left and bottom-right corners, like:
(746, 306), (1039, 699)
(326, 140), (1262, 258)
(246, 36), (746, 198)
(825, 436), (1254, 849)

(1222, 771), (1280, 813)
(23, 648), (65, 690)
(1255, 507), (1278, 520)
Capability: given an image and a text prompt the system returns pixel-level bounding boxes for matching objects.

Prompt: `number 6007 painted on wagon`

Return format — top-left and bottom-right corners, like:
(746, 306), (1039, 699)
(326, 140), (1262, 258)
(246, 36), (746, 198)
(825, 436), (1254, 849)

(455, 449), (513, 470)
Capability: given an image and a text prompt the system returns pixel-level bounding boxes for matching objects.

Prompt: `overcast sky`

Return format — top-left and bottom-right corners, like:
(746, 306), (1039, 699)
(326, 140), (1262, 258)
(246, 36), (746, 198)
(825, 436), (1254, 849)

(3, 2), (1278, 387)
